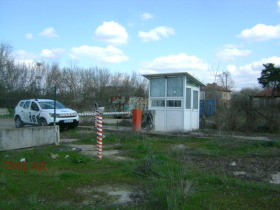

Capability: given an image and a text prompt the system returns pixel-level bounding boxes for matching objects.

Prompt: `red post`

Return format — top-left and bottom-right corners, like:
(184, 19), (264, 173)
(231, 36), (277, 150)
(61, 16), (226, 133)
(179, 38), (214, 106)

(132, 109), (142, 131)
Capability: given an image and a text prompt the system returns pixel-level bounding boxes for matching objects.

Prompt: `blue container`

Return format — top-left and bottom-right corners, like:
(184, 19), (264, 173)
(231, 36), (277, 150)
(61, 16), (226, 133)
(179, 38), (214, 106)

(200, 100), (216, 116)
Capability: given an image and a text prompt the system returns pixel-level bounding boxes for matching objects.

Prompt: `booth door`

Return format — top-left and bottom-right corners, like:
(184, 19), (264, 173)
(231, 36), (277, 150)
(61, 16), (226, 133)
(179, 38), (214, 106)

(185, 88), (200, 131)
(191, 90), (199, 129)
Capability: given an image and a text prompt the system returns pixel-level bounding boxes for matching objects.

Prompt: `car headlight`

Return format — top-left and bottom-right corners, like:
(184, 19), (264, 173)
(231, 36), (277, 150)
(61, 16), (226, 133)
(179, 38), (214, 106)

(49, 113), (59, 117)
(50, 113), (77, 117)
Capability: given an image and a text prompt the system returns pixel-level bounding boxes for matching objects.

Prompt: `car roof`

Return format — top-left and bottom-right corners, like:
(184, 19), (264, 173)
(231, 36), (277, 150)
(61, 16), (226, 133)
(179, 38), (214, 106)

(21, 99), (54, 102)
(33, 99), (53, 101)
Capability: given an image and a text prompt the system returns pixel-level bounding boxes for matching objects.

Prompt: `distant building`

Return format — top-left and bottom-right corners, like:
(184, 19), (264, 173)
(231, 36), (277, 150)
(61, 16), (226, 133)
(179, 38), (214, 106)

(109, 96), (148, 112)
(200, 83), (232, 107)
(253, 89), (280, 105)
(254, 89), (280, 97)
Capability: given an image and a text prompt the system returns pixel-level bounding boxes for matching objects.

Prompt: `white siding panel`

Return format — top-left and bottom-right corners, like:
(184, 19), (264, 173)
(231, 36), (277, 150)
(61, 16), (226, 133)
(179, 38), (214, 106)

(184, 110), (191, 131)
(166, 111), (183, 131)
(154, 110), (165, 130)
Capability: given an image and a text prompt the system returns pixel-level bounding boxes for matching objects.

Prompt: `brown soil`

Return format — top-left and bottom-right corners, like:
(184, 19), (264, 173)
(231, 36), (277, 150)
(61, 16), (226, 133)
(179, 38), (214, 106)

(75, 183), (144, 207)
(183, 154), (280, 184)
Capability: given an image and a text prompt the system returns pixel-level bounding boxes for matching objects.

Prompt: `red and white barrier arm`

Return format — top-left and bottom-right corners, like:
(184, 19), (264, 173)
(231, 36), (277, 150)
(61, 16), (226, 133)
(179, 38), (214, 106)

(78, 111), (131, 116)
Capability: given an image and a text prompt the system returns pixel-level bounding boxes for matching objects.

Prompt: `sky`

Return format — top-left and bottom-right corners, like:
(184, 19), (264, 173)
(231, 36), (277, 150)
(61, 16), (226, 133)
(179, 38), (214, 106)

(1, 0), (280, 90)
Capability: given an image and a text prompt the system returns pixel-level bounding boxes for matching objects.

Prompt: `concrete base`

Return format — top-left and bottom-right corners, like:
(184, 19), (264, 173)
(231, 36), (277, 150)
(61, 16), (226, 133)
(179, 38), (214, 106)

(0, 126), (60, 151)
(0, 108), (9, 115)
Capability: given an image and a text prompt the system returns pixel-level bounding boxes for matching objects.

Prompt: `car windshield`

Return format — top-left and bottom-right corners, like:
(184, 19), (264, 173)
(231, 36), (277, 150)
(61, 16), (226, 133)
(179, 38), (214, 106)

(38, 101), (66, 109)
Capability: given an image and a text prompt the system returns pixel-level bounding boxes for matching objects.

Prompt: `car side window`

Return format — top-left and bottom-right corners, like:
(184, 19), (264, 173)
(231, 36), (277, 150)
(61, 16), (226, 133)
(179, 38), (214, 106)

(31, 102), (39, 111)
(23, 101), (31, 109)
(19, 101), (25, 107)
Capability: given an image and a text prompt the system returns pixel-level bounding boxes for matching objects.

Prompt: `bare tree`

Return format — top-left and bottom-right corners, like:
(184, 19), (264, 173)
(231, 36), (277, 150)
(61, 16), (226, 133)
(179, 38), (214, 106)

(208, 63), (221, 83)
(45, 63), (63, 96)
(0, 42), (149, 109)
(218, 71), (234, 90)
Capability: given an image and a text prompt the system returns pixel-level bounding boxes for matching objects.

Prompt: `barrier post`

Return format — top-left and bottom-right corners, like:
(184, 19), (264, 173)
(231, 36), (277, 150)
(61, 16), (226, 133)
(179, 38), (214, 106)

(94, 103), (98, 128)
(96, 114), (103, 159)
(95, 109), (99, 128)
(132, 109), (142, 131)
(96, 107), (105, 159)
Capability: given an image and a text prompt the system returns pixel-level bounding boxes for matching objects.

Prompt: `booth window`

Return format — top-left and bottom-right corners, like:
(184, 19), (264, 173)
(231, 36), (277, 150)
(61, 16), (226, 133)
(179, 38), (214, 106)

(150, 78), (165, 97)
(186, 88), (191, 109)
(166, 100), (181, 107)
(151, 100), (165, 107)
(193, 90), (198, 109)
(167, 77), (183, 97)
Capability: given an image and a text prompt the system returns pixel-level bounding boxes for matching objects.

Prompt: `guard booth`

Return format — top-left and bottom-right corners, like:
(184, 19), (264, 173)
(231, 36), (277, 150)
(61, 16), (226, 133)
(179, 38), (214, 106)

(142, 72), (205, 131)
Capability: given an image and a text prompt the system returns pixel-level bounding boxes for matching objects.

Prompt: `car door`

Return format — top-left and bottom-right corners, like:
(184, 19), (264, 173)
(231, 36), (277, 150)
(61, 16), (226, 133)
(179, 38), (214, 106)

(21, 101), (31, 123)
(29, 101), (41, 125)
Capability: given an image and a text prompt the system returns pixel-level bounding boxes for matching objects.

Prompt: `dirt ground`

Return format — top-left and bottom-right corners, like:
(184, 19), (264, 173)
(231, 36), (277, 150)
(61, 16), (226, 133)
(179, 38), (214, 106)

(183, 153), (280, 184)
(169, 141), (280, 184)
(75, 183), (145, 207)
(59, 132), (280, 206)
(60, 140), (280, 185)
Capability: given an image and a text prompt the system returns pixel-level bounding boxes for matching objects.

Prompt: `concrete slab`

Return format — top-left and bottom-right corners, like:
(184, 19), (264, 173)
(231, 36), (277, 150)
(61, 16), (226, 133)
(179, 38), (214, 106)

(0, 108), (9, 116)
(0, 126), (60, 151)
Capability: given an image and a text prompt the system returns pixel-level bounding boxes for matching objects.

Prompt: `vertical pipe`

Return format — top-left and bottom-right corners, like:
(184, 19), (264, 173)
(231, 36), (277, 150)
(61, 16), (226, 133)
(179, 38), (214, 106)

(53, 86), (58, 144)
(54, 86), (57, 125)
(132, 109), (142, 131)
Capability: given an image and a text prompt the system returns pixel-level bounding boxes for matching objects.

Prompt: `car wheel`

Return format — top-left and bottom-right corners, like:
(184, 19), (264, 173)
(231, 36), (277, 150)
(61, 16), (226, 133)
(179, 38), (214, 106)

(15, 116), (24, 128)
(68, 121), (79, 129)
(39, 118), (48, 126)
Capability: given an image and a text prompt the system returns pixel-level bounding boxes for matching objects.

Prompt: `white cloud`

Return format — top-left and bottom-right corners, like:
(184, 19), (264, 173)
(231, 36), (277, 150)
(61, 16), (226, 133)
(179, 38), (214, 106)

(39, 27), (59, 38)
(240, 56), (280, 72)
(226, 64), (237, 75)
(13, 50), (38, 65)
(237, 24), (280, 42)
(13, 48), (65, 65)
(139, 53), (209, 81)
(25, 33), (33, 40)
(228, 56), (280, 89)
(40, 48), (65, 59)
(94, 21), (128, 46)
(216, 48), (251, 61)
(139, 26), (175, 42)
(278, 0), (280, 9)
(70, 45), (129, 63)
(141, 13), (154, 20)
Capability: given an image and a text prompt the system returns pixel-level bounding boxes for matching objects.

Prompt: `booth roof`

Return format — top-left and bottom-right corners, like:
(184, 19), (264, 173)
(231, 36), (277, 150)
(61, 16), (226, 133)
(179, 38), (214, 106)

(142, 72), (205, 87)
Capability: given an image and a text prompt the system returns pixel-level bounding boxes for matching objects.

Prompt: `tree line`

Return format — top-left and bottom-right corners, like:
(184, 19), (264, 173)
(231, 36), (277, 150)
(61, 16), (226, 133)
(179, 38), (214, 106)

(0, 43), (148, 110)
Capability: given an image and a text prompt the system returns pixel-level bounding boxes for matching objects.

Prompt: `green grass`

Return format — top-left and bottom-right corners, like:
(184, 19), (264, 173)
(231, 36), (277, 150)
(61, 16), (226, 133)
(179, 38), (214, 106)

(0, 108), (13, 118)
(0, 130), (279, 209)
(183, 137), (280, 157)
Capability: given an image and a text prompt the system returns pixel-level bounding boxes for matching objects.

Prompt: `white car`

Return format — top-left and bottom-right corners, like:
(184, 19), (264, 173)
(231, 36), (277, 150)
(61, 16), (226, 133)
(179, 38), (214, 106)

(14, 99), (79, 128)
